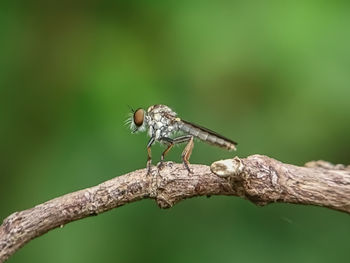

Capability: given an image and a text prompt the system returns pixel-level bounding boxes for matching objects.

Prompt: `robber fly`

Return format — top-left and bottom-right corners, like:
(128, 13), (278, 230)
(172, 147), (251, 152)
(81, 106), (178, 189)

(127, 104), (237, 174)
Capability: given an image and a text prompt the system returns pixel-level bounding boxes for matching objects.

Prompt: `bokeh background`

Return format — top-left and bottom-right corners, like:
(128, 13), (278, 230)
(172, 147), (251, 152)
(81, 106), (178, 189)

(1, 1), (349, 262)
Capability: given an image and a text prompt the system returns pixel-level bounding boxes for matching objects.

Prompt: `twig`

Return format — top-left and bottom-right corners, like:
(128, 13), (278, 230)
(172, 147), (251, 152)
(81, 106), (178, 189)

(0, 154), (349, 262)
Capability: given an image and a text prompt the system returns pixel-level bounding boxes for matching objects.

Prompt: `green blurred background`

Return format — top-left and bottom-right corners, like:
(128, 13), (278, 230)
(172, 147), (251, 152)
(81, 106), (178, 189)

(1, 1), (349, 262)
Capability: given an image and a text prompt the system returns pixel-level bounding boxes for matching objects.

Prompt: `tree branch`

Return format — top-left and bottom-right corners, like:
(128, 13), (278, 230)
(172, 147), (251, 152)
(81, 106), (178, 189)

(0, 154), (349, 262)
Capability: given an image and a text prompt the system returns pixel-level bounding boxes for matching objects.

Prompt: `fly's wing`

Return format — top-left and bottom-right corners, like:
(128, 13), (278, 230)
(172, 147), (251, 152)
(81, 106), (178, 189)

(178, 119), (237, 150)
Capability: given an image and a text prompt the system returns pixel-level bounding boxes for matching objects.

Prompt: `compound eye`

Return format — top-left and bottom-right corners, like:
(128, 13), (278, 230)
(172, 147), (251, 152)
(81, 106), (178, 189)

(133, 108), (144, 127)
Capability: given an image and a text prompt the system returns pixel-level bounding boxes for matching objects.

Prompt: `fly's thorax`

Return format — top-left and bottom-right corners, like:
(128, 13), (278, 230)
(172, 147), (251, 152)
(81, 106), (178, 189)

(146, 104), (179, 140)
(147, 104), (176, 116)
(148, 121), (179, 140)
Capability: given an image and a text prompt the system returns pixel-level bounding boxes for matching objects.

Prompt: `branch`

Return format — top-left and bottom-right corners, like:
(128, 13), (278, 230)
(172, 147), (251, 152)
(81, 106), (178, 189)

(0, 154), (349, 262)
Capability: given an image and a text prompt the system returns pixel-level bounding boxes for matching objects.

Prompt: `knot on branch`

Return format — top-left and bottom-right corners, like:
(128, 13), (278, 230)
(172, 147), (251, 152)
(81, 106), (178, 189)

(210, 157), (244, 178)
(211, 155), (289, 205)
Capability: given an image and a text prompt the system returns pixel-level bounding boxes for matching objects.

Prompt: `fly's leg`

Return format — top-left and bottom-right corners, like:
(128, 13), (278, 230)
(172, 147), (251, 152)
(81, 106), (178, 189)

(147, 147), (152, 174)
(158, 135), (194, 174)
(169, 135), (194, 174)
(157, 137), (174, 170)
(146, 136), (155, 175)
(181, 136), (194, 174)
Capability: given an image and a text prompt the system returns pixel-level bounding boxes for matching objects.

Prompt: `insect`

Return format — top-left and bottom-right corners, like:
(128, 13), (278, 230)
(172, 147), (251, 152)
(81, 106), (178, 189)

(127, 104), (237, 174)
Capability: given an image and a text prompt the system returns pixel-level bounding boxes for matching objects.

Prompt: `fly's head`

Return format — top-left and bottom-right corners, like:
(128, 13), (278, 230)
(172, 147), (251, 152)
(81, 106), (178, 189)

(126, 107), (148, 133)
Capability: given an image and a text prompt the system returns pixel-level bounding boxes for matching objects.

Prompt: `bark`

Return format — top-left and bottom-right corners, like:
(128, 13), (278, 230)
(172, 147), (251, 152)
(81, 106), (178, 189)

(0, 154), (349, 262)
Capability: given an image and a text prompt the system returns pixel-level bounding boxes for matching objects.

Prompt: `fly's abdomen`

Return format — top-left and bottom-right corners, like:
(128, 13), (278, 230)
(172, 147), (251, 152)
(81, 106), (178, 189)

(178, 120), (237, 151)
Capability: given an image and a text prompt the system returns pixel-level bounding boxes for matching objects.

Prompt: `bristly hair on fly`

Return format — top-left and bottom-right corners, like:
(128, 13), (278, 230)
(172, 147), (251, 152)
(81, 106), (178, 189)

(127, 105), (134, 113)
(124, 105), (135, 131)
